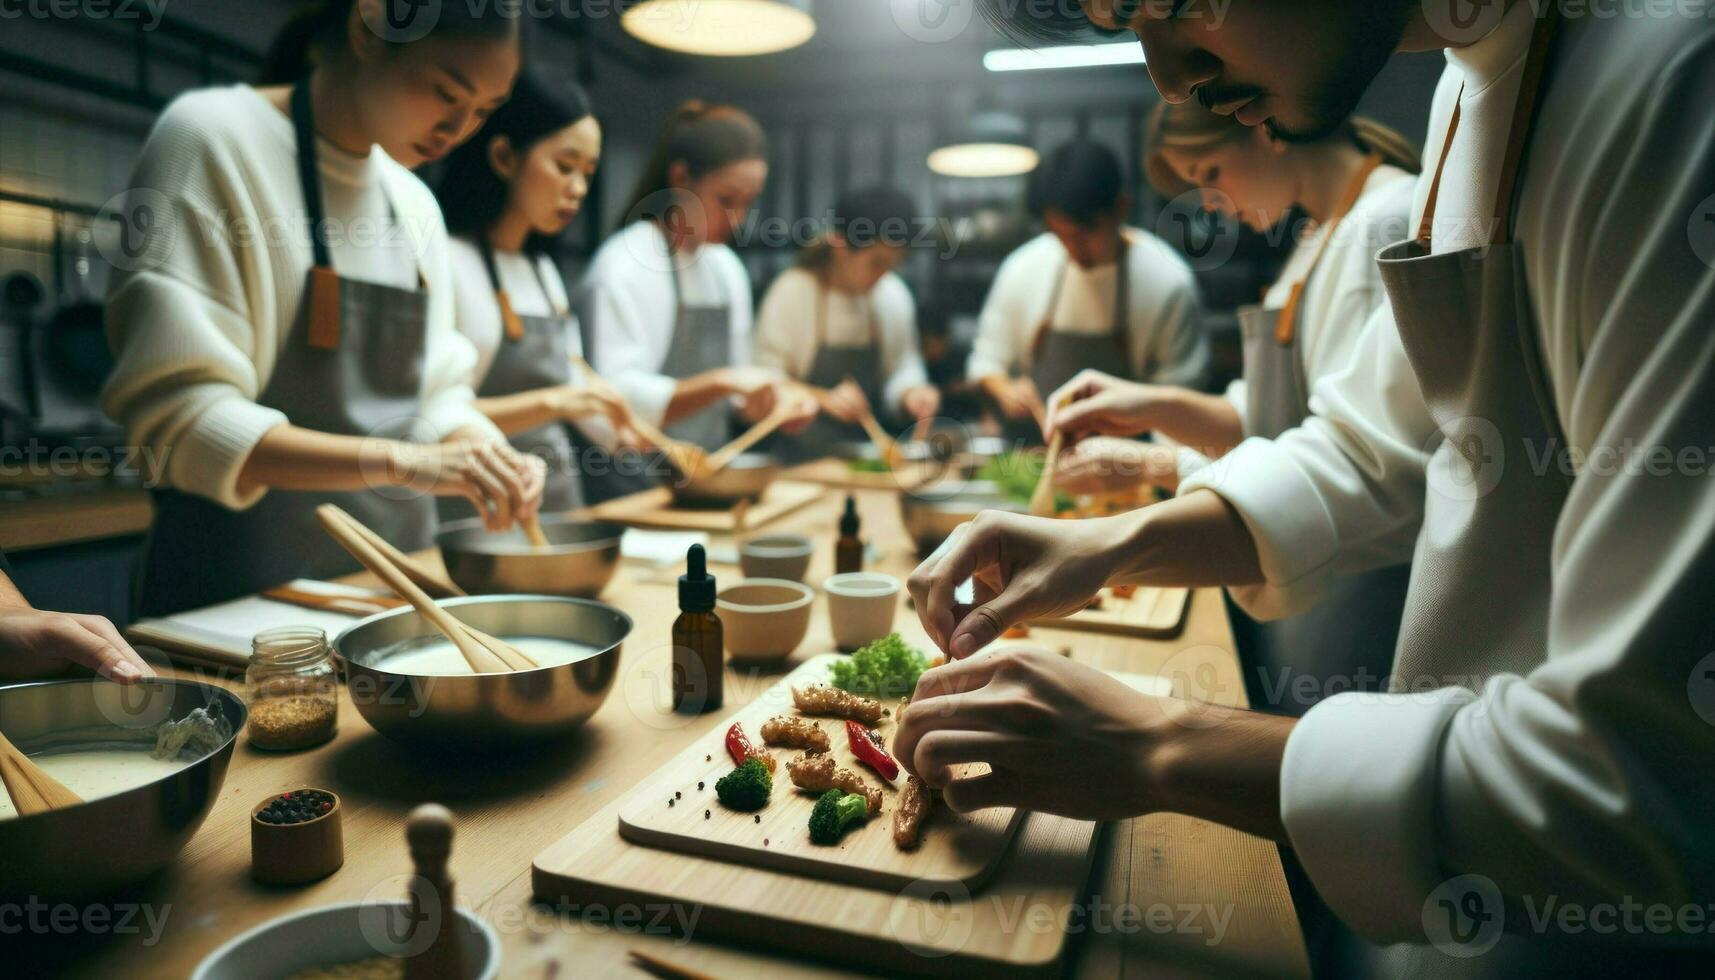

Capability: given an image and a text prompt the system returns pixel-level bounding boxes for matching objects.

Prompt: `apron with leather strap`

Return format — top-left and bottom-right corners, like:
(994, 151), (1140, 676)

(137, 80), (437, 616)
(1228, 153), (1411, 714)
(1009, 236), (1131, 442)
(578, 224), (735, 502)
(782, 280), (885, 460)
(470, 242), (583, 513)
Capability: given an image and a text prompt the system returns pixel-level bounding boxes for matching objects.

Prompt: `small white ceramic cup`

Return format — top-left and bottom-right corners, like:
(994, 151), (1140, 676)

(738, 534), (815, 582)
(823, 572), (901, 652)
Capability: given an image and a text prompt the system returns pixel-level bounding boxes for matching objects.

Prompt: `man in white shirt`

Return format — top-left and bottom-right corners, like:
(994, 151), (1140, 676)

(903, 0), (1715, 972)
(968, 138), (1207, 431)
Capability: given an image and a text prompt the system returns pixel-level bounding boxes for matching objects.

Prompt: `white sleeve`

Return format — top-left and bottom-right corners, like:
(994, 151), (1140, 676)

(1138, 262), (1208, 388)
(1281, 39), (1715, 942)
(877, 275), (929, 415)
(447, 239), (503, 386)
(967, 251), (1026, 380)
(753, 268), (809, 378)
(99, 105), (287, 512)
(576, 251), (676, 428)
(1223, 378), (1248, 426)
(1177, 300), (1435, 618)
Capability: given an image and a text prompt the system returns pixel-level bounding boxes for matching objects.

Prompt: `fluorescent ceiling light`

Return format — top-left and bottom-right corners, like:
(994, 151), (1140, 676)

(623, 0), (816, 57)
(928, 143), (1041, 179)
(983, 42), (1146, 73)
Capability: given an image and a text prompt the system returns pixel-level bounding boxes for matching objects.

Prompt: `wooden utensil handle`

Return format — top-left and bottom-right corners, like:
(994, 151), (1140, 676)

(341, 512), (466, 599)
(0, 727), (83, 815)
(572, 354), (701, 462)
(705, 405), (792, 473)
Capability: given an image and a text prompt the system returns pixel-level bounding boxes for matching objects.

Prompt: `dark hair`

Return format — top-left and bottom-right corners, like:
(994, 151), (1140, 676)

(798, 185), (919, 271)
(977, 0), (1125, 46)
(259, 0), (521, 85)
(621, 101), (767, 228)
(435, 72), (594, 254)
(1028, 139), (1125, 226)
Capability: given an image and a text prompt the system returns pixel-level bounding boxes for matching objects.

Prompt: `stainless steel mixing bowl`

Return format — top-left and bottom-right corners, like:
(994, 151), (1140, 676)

(897, 480), (1027, 557)
(333, 595), (631, 746)
(437, 517), (625, 598)
(667, 452), (782, 507)
(0, 677), (245, 903)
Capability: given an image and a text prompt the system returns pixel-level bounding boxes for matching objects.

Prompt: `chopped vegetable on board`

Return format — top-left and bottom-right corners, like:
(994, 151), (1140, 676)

(828, 633), (928, 699)
(808, 789), (870, 845)
(846, 719), (900, 781)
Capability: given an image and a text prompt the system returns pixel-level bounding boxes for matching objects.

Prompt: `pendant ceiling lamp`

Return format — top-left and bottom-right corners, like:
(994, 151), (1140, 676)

(928, 111), (1039, 179)
(623, 0), (816, 57)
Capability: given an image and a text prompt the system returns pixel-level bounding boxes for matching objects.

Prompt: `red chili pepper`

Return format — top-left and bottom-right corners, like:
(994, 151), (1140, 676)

(846, 720), (899, 781)
(725, 722), (758, 768)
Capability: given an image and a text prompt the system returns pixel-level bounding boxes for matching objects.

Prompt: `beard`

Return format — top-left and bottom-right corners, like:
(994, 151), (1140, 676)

(1267, 1), (1412, 143)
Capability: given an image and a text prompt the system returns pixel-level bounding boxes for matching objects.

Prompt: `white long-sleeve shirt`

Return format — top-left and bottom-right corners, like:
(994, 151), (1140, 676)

(1221, 165), (1416, 423)
(447, 238), (584, 383)
(753, 267), (928, 416)
(573, 220), (756, 427)
(967, 229), (1207, 386)
(1178, 5), (1715, 947)
(101, 85), (498, 511)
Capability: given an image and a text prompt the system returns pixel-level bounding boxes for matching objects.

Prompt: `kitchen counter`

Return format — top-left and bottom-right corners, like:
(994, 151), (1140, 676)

(0, 485), (153, 552)
(14, 488), (1309, 979)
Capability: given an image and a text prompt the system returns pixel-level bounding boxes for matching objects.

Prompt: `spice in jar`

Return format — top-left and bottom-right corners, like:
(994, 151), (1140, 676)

(246, 627), (338, 751)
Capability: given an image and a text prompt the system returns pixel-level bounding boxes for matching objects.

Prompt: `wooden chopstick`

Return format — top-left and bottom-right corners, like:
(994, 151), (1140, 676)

(628, 949), (719, 980)
(337, 511), (466, 599)
(1029, 394), (1073, 518)
(703, 404), (792, 474)
(0, 728), (84, 815)
(262, 585), (406, 616)
(522, 515), (551, 549)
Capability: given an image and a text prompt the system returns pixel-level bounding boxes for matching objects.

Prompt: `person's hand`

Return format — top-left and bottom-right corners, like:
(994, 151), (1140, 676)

(551, 384), (630, 431)
(1055, 437), (1180, 495)
(777, 384), (821, 435)
(990, 375), (1044, 422)
(893, 646), (1166, 819)
(1046, 369), (1169, 439)
(901, 384), (941, 422)
(822, 378), (871, 424)
(908, 509), (1141, 658)
(404, 436), (547, 533)
(724, 367), (786, 423)
(0, 605), (155, 684)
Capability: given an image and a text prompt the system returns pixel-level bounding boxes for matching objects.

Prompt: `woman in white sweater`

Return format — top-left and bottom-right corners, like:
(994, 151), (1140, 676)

(1046, 103), (1421, 715)
(435, 71), (628, 514)
(754, 185), (940, 459)
(103, 0), (542, 615)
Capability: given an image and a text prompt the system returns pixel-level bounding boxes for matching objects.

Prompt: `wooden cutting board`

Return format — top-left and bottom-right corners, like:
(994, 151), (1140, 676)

(783, 457), (939, 492)
(1029, 585), (1191, 639)
(584, 479), (822, 532)
(615, 654), (1024, 892)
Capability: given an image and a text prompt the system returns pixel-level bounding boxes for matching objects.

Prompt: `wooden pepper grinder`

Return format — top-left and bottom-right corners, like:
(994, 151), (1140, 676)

(404, 803), (462, 980)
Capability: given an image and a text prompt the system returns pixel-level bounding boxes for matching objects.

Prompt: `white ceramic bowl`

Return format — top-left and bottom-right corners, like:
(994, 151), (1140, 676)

(738, 534), (815, 582)
(192, 901), (499, 980)
(823, 572), (902, 652)
(718, 578), (816, 666)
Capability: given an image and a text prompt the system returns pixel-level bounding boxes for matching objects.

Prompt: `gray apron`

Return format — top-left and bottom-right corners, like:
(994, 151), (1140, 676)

(137, 81), (436, 616)
(468, 242), (582, 514)
(1228, 154), (1410, 716)
(578, 224), (734, 502)
(1006, 237), (1131, 443)
(778, 281), (884, 461)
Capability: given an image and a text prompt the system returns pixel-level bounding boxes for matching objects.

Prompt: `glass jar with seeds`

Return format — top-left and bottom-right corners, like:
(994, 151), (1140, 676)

(246, 627), (339, 751)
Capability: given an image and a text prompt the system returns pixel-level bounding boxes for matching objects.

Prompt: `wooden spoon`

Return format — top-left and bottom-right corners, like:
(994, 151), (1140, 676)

(338, 511), (466, 599)
(521, 515), (551, 550)
(570, 355), (708, 473)
(806, 382), (905, 469)
(315, 506), (536, 673)
(702, 404), (793, 475)
(0, 728), (83, 816)
(1029, 394), (1073, 518)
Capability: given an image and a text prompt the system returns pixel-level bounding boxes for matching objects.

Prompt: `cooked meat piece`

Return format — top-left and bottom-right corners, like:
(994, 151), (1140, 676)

(892, 775), (934, 850)
(791, 684), (884, 724)
(761, 715), (830, 753)
(787, 752), (882, 814)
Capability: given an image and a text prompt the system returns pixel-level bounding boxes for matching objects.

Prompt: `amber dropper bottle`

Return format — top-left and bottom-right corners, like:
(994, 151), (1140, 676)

(672, 543), (723, 714)
(835, 494), (864, 574)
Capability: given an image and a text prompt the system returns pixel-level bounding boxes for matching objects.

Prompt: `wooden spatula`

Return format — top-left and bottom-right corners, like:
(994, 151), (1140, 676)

(570, 354), (708, 473)
(0, 728), (82, 816)
(316, 506), (537, 672)
(1029, 394), (1073, 518)
(702, 404), (793, 475)
(806, 381), (905, 468)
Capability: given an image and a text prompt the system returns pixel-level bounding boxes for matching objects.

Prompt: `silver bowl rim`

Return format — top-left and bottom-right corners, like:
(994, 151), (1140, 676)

(435, 516), (628, 557)
(330, 594), (635, 680)
(0, 676), (247, 815)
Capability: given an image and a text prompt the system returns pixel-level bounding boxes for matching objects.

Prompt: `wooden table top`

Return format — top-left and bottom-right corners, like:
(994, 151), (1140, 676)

(13, 487), (1308, 979)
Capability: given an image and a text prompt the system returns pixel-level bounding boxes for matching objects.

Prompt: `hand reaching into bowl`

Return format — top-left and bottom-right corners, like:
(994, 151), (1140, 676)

(0, 571), (154, 684)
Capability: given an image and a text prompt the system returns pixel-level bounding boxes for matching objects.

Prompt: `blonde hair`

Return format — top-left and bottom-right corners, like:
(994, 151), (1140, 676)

(621, 100), (766, 229)
(1143, 101), (1421, 199)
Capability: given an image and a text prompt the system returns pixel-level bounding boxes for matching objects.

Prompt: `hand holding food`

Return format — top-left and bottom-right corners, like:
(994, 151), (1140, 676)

(908, 510), (1133, 658)
(894, 646), (1166, 820)
(1054, 437), (1180, 496)
(791, 684), (884, 724)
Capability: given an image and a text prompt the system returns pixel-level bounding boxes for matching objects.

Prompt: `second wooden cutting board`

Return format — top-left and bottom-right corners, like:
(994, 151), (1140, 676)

(616, 653), (1025, 892)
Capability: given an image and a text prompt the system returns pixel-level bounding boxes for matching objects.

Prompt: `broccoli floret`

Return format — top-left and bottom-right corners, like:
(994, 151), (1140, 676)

(714, 758), (772, 812)
(808, 789), (870, 845)
(829, 633), (927, 699)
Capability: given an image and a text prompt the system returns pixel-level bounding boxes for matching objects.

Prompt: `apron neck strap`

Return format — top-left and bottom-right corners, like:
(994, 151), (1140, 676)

(480, 237), (563, 340)
(1276, 152), (1384, 344)
(291, 80), (334, 272)
(1417, 4), (1562, 247)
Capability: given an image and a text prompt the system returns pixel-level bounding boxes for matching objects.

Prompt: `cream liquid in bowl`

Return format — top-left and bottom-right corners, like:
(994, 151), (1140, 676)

(369, 635), (605, 676)
(0, 747), (192, 819)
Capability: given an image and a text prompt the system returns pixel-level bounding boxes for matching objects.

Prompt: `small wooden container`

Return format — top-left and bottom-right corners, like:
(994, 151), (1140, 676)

(251, 788), (344, 885)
